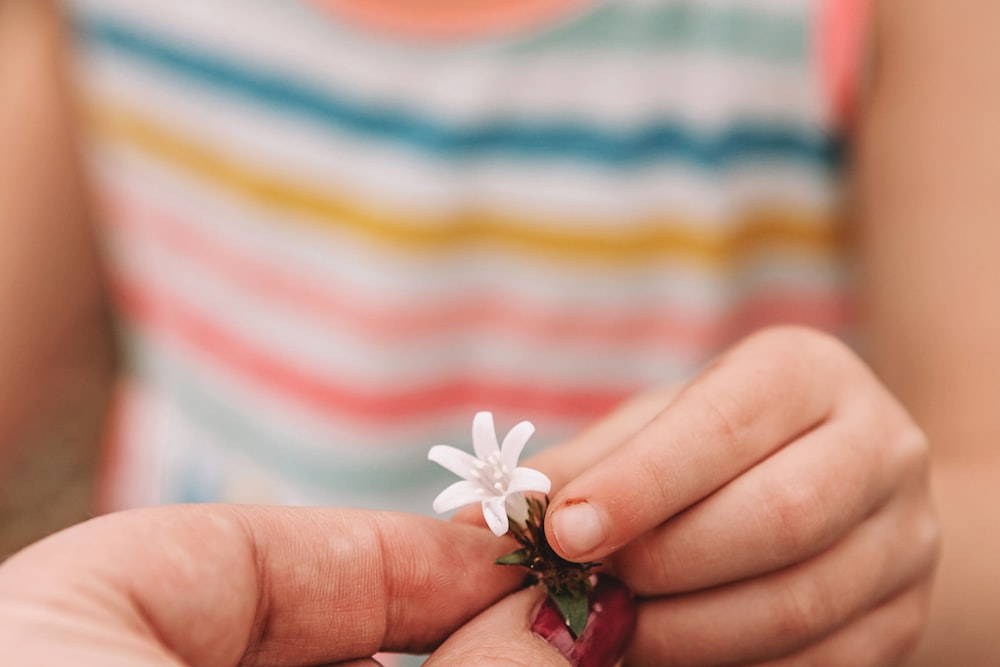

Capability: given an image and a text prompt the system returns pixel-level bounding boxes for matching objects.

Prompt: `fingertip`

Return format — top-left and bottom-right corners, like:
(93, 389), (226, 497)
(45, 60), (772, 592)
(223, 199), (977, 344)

(547, 500), (610, 562)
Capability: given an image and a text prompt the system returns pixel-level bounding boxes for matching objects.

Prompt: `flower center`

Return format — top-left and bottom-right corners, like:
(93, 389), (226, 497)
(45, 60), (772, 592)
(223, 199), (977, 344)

(470, 452), (511, 496)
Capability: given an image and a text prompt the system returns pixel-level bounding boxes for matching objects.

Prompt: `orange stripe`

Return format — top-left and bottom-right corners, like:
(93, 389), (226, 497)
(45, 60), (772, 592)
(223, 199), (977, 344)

(89, 106), (844, 267)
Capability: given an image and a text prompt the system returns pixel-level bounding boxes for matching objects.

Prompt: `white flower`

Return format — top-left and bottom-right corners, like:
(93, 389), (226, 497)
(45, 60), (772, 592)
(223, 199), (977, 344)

(429, 411), (552, 537)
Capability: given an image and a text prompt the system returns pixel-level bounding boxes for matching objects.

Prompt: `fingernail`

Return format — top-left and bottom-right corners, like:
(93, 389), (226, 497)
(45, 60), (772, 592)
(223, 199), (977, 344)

(531, 575), (637, 667)
(551, 501), (608, 559)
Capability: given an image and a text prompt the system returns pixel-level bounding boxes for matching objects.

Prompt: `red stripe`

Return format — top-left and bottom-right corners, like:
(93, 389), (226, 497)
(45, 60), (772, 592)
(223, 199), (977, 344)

(100, 189), (857, 354)
(111, 269), (857, 423)
(112, 281), (637, 421)
(100, 186), (857, 422)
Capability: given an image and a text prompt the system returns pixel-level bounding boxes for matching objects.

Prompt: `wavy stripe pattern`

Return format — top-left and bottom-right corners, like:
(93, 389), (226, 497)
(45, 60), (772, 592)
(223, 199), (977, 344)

(77, 15), (841, 169)
(90, 107), (845, 264)
(66, 0), (859, 512)
(104, 189), (852, 348)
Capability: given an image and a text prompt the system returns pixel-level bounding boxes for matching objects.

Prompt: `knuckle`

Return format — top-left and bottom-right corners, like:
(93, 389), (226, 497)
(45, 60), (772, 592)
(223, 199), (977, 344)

(745, 325), (852, 361)
(894, 422), (931, 469)
(912, 508), (943, 573)
(737, 326), (863, 392)
(773, 579), (837, 646)
(892, 599), (930, 661)
(876, 418), (932, 490)
(700, 388), (753, 459)
(760, 481), (826, 559)
(637, 451), (673, 504)
(925, 522), (943, 567)
(873, 591), (933, 666)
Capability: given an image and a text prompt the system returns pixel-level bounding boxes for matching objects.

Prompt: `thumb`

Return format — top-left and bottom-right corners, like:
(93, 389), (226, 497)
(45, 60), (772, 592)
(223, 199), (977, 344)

(426, 576), (636, 667)
(425, 587), (565, 667)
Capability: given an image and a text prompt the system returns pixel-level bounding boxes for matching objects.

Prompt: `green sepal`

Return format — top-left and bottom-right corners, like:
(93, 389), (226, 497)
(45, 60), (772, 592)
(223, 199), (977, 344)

(495, 548), (532, 566)
(548, 587), (590, 638)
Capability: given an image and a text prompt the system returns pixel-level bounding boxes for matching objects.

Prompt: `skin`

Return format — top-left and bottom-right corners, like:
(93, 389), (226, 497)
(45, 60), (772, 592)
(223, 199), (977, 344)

(1, 0), (999, 664)
(0, 0), (107, 456)
(531, 1), (1000, 664)
(530, 329), (938, 666)
(0, 504), (567, 666)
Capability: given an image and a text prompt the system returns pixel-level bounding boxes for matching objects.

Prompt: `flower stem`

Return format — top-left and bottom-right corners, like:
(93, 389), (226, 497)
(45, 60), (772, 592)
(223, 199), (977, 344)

(496, 496), (601, 637)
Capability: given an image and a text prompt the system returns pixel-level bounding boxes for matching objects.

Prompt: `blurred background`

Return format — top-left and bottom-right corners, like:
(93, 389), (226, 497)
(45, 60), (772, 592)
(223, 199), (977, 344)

(0, 315), (113, 559)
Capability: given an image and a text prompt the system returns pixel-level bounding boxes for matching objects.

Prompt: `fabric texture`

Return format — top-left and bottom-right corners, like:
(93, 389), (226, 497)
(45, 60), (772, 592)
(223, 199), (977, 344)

(64, 0), (868, 516)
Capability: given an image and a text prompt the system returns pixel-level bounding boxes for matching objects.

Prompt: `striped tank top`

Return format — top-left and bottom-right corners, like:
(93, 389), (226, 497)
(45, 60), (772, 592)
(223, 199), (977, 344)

(65, 0), (870, 513)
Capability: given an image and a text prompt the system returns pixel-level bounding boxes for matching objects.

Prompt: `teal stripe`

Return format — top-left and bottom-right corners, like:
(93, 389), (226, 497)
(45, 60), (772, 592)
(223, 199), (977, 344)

(176, 378), (453, 497)
(75, 14), (843, 171)
(513, 3), (808, 60)
(126, 335), (526, 506)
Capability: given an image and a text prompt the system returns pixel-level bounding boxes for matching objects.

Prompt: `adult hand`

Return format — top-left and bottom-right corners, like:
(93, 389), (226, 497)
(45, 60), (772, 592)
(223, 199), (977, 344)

(530, 326), (940, 666)
(0, 504), (573, 666)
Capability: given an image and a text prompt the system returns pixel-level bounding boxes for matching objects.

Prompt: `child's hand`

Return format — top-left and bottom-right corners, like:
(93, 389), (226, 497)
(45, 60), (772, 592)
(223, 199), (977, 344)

(530, 326), (940, 666)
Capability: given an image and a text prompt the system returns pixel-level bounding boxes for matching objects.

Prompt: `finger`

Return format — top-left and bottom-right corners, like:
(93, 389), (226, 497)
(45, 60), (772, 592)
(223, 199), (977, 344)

(546, 327), (868, 562)
(623, 497), (939, 666)
(0, 505), (525, 666)
(527, 384), (683, 490)
(746, 583), (933, 667)
(613, 410), (925, 595)
(424, 587), (567, 667)
(453, 385), (680, 529)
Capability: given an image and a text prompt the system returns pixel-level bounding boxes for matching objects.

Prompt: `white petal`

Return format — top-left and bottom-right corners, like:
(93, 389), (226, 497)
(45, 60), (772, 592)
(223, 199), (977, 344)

(472, 411), (500, 461)
(507, 467), (552, 495)
(428, 445), (480, 480)
(432, 480), (483, 514)
(500, 420), (535, 472)
(481, 496), (509, 537)
(506, 493), (530, 526)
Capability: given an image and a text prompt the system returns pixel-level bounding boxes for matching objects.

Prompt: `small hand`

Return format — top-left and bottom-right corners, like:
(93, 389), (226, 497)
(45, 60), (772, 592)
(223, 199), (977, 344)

(531, 326), (940, 666)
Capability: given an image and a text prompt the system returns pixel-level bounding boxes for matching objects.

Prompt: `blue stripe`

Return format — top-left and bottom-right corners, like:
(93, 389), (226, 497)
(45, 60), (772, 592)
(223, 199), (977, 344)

(76, 15), (843, 170)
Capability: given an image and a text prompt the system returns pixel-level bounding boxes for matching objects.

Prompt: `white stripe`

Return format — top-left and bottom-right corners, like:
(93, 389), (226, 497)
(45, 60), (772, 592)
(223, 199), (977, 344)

(79, 55), (839, 230)
(109, 221), (714, 389)
(98, 152), (847, 395)
(94, 145), (847, 311)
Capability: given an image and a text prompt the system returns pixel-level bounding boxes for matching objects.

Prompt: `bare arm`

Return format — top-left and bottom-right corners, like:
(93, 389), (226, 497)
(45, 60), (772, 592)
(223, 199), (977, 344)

(0, 0), (109, 455)
(860, 1), (1000, 663)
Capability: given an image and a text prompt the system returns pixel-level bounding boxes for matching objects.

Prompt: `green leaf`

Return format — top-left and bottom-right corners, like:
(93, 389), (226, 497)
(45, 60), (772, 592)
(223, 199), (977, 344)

(495, 548), (531, 566)
(549, 588), (590, 638)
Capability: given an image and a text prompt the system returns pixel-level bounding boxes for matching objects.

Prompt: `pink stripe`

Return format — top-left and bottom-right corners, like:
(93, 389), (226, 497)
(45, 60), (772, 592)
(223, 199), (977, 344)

(100, 189), (856, 357)
(309, 0), (596, 41)
(112, 280), (637, 421)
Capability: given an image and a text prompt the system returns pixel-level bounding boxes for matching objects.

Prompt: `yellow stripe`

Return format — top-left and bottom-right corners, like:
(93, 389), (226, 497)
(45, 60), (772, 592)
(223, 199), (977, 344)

(87, 105), (846, 266)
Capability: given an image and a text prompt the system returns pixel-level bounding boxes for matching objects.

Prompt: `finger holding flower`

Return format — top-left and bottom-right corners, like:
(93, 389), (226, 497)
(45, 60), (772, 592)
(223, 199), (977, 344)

(429, 411), (637, 667)
(526, 327), (940, 666)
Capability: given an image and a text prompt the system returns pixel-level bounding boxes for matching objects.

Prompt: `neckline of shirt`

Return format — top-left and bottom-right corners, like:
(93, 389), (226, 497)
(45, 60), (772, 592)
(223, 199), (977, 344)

(307, 0), (608, 45)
